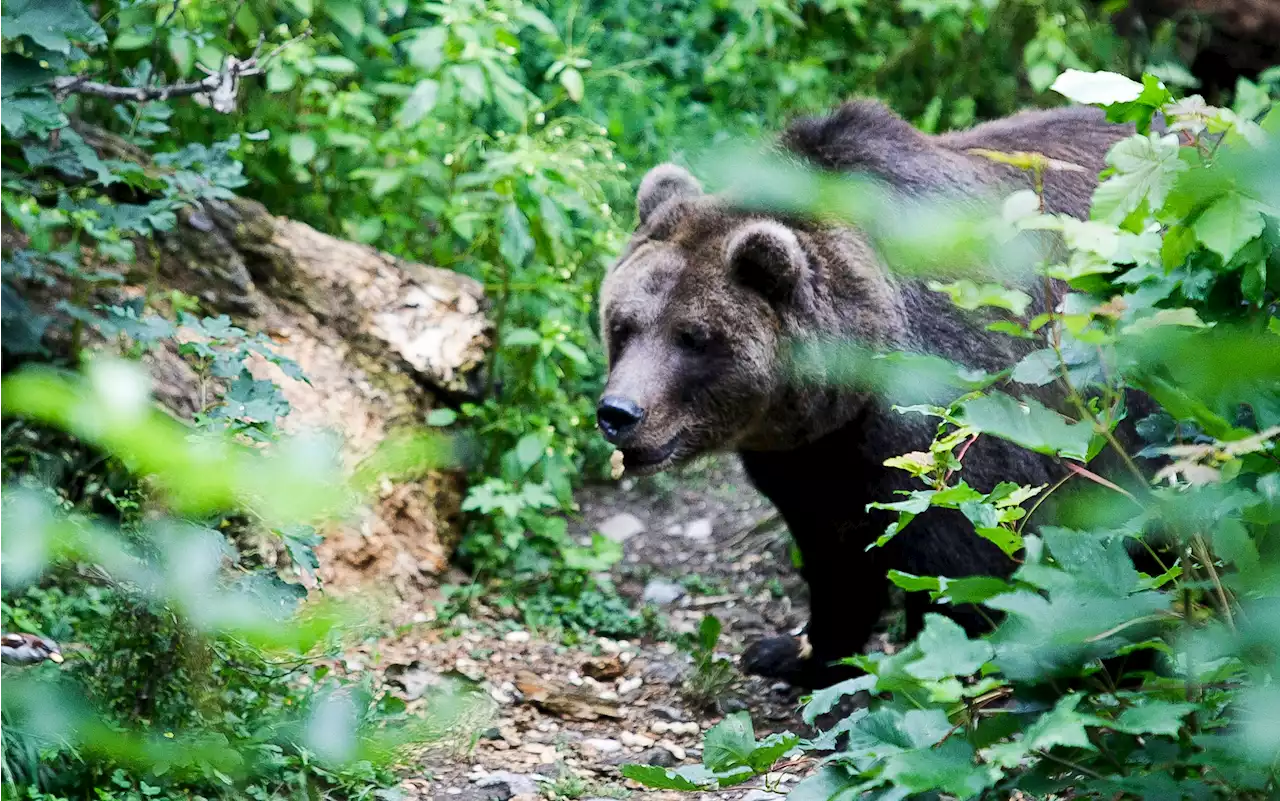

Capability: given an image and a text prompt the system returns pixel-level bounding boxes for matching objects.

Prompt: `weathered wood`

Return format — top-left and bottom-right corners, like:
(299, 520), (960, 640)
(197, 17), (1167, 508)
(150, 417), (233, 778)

(15, 127), (491, 596)
(156, 194), (489, 594)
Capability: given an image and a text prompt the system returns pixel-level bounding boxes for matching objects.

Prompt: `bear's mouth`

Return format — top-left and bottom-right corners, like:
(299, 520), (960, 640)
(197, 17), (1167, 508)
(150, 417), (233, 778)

(620, 435), (681, 475)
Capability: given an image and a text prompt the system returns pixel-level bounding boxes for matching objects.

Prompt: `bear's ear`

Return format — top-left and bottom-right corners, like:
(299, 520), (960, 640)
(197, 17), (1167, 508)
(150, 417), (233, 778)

(637, 163), (702, 224)
(725, 220), (810, 305)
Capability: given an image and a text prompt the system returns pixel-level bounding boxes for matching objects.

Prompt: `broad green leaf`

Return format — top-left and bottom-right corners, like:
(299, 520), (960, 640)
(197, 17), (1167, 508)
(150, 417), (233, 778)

(882, 738), (997, 799)
(1090, 133), (1185, 225)
(1, 0), (105, 53)
(406, 27), (446, 71)
(984, 693), (1099, 768)
(954, 393), (1092, 461)
(1050, 69), (1143, 105)
(702, 712), (756, 772)
(888, 571), (1012, 605)
(396, 79), (440, 128)
(975, 526), (1023, 557)
(452, 63), (488, 106)
(311, 55), (358, 74)
(748, 732), (800, 771)
(802, 675), (876, 724)
(502, 328), (541, 347)
(168, 36), (195, 75)
(288, 134), (317, 165)
(514, 7), (558, 35)
(788, 766), (862, 801)
(906, 614), (994, 680)
(498, 204), (534, 267)
(1011, 348), (1059, 386)
(619, 765), (706, 791)
(1113, 702), (1197, 736)
(514, 433), (545, 470)
(928, 280), (1032, 315)
(1192, 191), (1265, 262)
(325, 0), (365, 37)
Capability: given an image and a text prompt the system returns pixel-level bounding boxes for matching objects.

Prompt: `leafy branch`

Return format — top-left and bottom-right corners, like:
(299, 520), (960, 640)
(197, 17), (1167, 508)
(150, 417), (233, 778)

(52, 30), (310, 113)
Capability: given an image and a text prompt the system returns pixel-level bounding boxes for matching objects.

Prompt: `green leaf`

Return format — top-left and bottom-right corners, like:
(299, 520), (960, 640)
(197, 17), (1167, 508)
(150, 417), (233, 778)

(395, 79), (440, 128)
(788, 767), (861, 801)
(168, 35), (195, 75)
(1011, 348), (1059, 386)
(498, 204), (534, 267)
(927, 280), (1032, 315)
(288, 134), (317, 165)
(619, 765), (707, 791)
(1193, 191), (1266, 262)
(514, 7), (558, 35)
(311, 55), (358, 74)
(1090, 133), (1185, 225)
(906, 614), (995, 680)
(703, 712), (756, 772)
(324, 0), (365, 37)
(802, 675), (876, 724)
(559, 67), (585, 102)
(883, 738), (996, 798)
(698, 614), (722, 653)
(747, 732), (800, 771)
(1113, 701), (1197, 736)
(1, 0), (106, 53)
(1050, 69), (1144, 105)
(514, 433), (545, 471)
(452, 63), (488, 106)
(406, 27), (446, 72)
(955, 393), (1092, 461)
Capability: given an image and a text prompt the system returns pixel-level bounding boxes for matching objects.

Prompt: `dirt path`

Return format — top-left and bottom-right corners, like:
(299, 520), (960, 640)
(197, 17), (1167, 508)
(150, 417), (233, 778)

(332, 457), (838, 800)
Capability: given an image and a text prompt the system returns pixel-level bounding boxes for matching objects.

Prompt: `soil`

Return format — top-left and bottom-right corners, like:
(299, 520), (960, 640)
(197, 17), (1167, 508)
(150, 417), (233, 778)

(323, 456), (887, 800)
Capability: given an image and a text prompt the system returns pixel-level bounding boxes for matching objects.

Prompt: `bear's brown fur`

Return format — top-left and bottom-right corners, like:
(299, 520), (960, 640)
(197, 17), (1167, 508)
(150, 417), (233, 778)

(597, 100), (1139, 688)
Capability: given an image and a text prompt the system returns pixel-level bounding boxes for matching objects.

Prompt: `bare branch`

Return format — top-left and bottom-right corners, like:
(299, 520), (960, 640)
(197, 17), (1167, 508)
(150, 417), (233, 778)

(51, 29), (311, 114)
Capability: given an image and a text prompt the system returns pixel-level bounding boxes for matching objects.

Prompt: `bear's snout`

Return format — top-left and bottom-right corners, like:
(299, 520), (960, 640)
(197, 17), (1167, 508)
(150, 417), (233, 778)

(596, 395), (645, 444)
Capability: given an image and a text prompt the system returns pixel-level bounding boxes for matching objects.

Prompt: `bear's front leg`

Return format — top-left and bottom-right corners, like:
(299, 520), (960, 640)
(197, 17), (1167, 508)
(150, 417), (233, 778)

(741, 562), (889, 689)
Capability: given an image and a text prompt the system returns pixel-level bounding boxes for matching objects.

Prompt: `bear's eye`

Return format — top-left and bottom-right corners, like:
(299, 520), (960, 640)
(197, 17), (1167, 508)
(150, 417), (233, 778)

(675, 326), (714, 353)
(609, 320), (634, 345)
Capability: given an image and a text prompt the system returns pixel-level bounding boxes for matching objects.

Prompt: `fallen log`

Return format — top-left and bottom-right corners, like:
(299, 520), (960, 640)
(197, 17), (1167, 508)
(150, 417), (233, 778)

(6, 126), (491, 599)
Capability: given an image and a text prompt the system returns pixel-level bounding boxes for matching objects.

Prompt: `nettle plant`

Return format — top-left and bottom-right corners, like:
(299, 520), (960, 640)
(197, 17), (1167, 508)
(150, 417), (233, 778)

(627, 72), (1279, 799)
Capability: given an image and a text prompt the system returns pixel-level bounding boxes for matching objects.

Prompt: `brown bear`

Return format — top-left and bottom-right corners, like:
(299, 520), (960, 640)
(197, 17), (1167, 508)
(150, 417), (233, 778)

(596, 99), (1142, 689)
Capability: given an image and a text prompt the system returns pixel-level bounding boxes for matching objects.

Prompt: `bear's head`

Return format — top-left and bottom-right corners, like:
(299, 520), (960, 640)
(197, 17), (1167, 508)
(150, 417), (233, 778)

(597, 163), (905, 474)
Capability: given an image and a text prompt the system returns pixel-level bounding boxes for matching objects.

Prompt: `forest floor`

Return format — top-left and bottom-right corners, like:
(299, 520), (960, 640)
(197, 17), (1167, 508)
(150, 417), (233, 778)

(321, 457), (894, 801)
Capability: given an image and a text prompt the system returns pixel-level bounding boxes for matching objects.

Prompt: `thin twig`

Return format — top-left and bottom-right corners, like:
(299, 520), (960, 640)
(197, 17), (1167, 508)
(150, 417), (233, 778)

(52, 29), (310, 112)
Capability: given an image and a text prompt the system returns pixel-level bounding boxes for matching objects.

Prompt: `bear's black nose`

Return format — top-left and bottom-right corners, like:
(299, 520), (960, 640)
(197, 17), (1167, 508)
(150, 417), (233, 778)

(597, 396), (645, 443)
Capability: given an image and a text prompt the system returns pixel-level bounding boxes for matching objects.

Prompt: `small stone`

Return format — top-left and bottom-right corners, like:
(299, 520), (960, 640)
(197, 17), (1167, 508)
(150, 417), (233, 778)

(642, 578), (684, 606)
(618, 676), (643, 696)
(620, 731), (655, 748)
(503, 630), (530, 644)
(583, 737), (623, 754)
(651, 705), (685, 721)
(598, 512), (644, 542)
(446, 789), (462, 796)
(411, 611), (429, 623)
(658, 740), (687, 761)
(684, 518), (713, 540)
(741, 792), (785, 801)
(610, 745), (675, 768)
